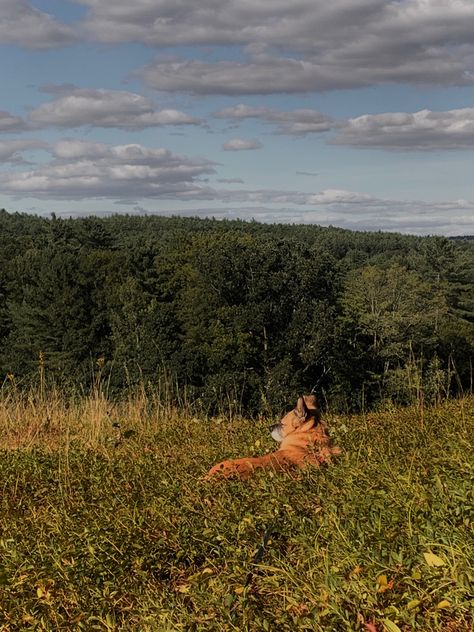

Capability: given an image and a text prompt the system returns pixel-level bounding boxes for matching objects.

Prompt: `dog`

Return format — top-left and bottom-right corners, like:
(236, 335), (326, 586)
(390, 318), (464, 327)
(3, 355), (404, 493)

(205, 394), (341, 479)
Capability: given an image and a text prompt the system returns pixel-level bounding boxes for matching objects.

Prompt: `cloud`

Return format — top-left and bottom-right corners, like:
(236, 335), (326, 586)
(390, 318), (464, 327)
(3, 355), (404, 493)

(98, 0), (474, 94)
(104, 191), (474, 236)
(0, 0), (76, 49)
(80, 0), (330, 46)
(215, 104), (335, 135)
(217, 178), (245, 184)
(2, 139), (473, 235)
(332, 107), (474, 150)
(222, 138), (263, 151)
(28, 87), (200, 129)
(306, 190), (378, 205)
(0, 139), (48, 164)
(0, 111), (26, 132)
(189, 188), (474, 236)
(214, 188), (381, 206)
(80, 1), (474, 53)
(0, 140), (216, 199)
(141, 48), (472, 95)
(177, 191), (474, 235)
(217, 104), (474, 150)
(4, 2), (474, 93)
(139, 56), (368, 95)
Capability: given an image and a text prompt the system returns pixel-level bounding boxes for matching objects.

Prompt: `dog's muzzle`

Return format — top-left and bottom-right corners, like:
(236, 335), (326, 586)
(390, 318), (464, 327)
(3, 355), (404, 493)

(269, 423), (283, 443)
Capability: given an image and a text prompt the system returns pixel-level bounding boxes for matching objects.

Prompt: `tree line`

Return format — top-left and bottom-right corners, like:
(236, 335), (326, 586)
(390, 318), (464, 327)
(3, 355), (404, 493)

(1, 208), (473, 414)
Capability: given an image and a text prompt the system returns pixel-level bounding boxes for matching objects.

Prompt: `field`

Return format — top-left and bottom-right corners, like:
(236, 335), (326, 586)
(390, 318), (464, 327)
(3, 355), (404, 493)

(0, 390), (473, 631)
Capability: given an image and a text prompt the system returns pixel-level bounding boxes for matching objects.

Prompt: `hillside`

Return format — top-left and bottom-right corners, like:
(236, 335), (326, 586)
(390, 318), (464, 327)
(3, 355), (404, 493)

(1, 210), (473, 414)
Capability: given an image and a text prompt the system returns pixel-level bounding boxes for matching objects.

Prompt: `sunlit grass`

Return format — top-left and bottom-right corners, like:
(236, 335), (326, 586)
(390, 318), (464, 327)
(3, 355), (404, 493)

(0, 390), (472, 631)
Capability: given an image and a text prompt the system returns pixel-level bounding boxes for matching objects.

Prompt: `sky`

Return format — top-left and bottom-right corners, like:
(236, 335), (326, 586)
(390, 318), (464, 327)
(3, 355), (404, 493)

(1, 1), (474, 235)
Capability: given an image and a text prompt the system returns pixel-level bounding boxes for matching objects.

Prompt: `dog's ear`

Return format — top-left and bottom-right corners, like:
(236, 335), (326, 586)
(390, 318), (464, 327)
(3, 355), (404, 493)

(304, 394), (318, 409)
(295, 395), (309, 420)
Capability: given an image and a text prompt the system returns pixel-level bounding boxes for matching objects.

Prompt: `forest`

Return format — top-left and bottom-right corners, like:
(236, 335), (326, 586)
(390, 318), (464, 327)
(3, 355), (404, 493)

(1, 208), (473, 414)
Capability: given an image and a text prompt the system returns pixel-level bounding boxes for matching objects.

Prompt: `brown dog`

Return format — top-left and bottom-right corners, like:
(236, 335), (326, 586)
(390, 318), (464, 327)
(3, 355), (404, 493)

(205, 394), (341, 479)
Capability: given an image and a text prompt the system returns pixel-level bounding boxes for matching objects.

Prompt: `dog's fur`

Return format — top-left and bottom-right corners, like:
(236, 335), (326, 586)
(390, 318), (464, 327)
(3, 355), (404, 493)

(205, 394), (341, 479)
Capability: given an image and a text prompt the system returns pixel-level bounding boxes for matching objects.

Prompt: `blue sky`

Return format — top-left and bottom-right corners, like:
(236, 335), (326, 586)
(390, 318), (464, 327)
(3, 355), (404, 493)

(1, 1), (474, 235)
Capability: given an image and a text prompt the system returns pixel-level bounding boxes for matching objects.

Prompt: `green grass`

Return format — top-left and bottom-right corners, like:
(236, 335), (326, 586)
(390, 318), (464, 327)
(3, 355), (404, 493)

(0, 395), (473, 631)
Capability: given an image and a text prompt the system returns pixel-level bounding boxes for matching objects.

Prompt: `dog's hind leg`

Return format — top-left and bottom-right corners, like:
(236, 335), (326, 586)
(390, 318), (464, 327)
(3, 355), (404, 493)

(205, 456), (261, 479)
(205, 451), (294, 479)
(301, 445), (342, 468)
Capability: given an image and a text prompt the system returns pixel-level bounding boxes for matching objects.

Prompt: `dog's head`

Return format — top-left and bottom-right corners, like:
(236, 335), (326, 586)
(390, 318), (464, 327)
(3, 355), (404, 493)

(269, 395), (321, 443)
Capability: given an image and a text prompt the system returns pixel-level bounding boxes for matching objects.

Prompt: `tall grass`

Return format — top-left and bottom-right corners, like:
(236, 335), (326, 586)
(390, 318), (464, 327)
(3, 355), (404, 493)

(0, 386), (472, 631)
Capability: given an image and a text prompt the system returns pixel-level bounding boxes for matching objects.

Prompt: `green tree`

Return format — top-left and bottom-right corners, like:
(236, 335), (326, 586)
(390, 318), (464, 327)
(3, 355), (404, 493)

(107, 276), (179, 384)
(340, 264), (449, 405)
(342, 264), (447, 358)
(3, 246), (109, 382)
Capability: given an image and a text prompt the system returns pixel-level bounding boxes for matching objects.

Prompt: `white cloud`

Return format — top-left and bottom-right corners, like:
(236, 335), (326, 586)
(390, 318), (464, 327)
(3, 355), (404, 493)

(0, 140), (216, 199)
(0, 0), (75, 48)
(332, 107), (474, 150)
(215, 104), (335, 135)
(218, 104), (474, 149)
(222, 138), (263, 151)
(2, 140), (473, 234)
(28, 87), (200, 129)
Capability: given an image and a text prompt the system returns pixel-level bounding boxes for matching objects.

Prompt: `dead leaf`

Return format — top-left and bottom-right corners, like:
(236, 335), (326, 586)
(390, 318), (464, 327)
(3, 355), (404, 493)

(423, 552), (445, 567)
(377, 575), (394, 593)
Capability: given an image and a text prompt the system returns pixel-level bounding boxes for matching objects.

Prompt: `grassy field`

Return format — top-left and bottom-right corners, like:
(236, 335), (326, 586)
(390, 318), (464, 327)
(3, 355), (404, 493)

(0, 389), (472, 631)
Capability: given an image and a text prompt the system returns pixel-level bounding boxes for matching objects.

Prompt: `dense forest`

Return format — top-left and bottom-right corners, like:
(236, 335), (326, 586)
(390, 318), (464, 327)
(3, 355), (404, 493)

(1, 208), (473, 414)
